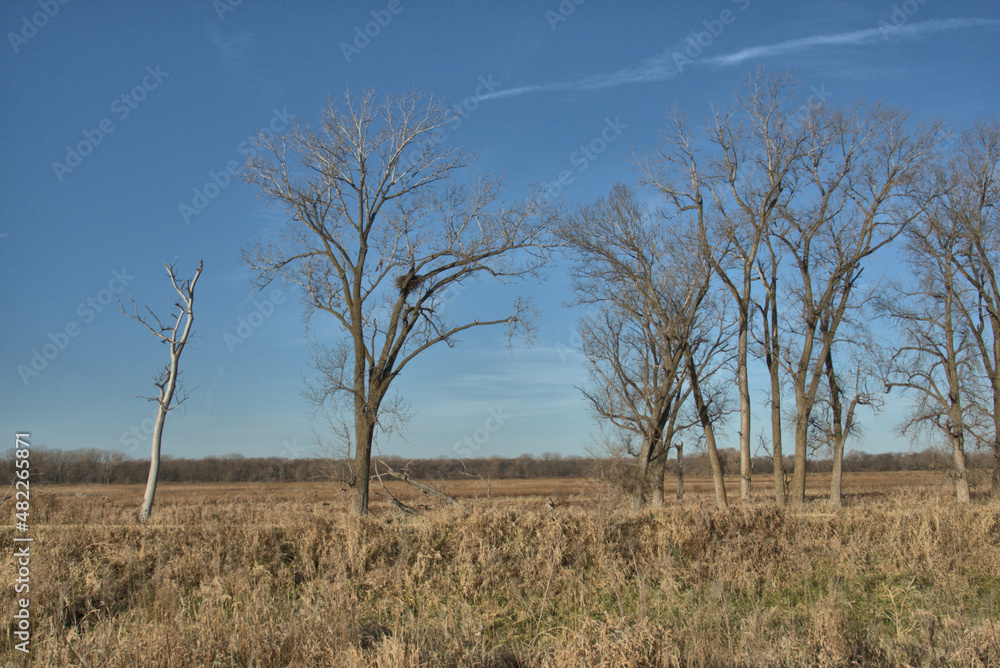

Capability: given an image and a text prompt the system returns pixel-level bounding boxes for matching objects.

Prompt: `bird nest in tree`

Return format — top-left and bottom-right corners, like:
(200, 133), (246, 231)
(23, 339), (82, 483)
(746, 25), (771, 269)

(394, 273), (425, 296)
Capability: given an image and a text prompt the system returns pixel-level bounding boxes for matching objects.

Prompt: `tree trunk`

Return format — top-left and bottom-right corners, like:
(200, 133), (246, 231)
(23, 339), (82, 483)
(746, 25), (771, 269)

(651, 444), (666, 508)
(737, 321), (752, 501)
(140, 349), (181, 523)
(765, 282), (786, 508)
(139, 407), (167, 522)
(791, 388), (810, 507)
(769, 372), (786, 507)
(950, 427), (971, 504)
(351, 417), (376, 516)
(825, 350), (845, 508)
(676, 441), (684, 501)
(829, 434), (846, 507)
(993, 390), (1000, 498)
(686, 348), (727, 509)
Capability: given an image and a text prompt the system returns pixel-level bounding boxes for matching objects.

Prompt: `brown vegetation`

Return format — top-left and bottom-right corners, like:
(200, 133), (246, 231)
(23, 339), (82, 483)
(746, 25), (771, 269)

(3, 475), (999, 667)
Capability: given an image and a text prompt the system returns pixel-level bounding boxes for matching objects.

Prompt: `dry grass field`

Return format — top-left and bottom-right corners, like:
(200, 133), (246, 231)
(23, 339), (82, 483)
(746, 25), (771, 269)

(3, 472), (999, 667)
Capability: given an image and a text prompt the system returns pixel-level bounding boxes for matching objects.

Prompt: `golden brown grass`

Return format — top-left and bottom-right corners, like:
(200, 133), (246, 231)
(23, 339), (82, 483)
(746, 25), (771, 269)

(3, 476), (999, 667)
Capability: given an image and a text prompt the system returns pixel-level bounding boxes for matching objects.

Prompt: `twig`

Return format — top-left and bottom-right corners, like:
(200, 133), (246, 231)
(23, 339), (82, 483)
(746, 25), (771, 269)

(535, 545), (560, 635)
(66, 633), (89, 668)
(458, 461), (493, 500)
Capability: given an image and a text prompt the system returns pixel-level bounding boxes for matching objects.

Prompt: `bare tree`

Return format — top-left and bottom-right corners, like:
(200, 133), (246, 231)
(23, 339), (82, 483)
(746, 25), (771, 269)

(754, 230), (788, 505)
(575, 307), (688, 509)
(640, 70), (807, 505)
(814, 309), (881, 506)
(241, 90), (554, 515)
(776, 101), (939, 505)
(120, 260), (203, 522)
(560, 183), (729, 509)
(946, 119), (1000, 495)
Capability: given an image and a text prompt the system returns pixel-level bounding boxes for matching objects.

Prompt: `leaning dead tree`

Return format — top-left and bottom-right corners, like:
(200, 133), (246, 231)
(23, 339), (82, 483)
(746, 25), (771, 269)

(242, 90), (554, 515)
(120, 260), (203, 522)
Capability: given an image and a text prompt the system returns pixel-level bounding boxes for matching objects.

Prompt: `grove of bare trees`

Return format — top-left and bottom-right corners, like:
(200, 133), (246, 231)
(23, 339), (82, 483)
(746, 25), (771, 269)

(562, 69), (998, 508)
(197, 74), (999, 514)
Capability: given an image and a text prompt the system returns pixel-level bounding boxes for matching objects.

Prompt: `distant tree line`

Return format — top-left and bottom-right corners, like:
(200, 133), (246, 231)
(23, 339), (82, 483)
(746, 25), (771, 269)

(0, 446), (990, 487)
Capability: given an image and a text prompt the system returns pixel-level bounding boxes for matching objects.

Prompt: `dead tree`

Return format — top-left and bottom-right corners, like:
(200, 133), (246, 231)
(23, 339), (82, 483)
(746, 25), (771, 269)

(120, 260), (203, 522)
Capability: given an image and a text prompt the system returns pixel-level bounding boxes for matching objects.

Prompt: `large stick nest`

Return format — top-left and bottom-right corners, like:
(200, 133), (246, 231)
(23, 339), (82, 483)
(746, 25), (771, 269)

(394, 273), (426, 297)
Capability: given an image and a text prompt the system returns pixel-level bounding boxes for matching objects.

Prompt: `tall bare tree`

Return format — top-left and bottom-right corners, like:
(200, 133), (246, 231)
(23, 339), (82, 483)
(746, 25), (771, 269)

(946, 119), (1000, 495)
(815, 306), (881, 506)
(754, 230), (788, 505)
(640, 70), (806, 504)
(120, 260), (202, 522)
(880, 207), (979, 504)
(241, 90), (554, 515)
(560, 183), (729, 509)
(776, 101), (939, 505)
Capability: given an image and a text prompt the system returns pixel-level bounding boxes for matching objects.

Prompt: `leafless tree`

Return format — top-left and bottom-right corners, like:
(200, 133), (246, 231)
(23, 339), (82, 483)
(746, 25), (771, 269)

(813, 308), (882, 506)
(754, 229), (789, 505)
(639, 69), (807, 505)
(559, 183), (729, 509)
(241, 90), (554, 515)
(776, 101), (940, 505)
(637, 69), (939, 507)
(945, 119), (1000, 495)
(120, 260), (203, 522)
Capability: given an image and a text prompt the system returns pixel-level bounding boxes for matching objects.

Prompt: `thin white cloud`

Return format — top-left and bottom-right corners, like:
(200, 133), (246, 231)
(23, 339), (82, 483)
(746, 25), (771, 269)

(206, 24), (280, 94)
(706, 17), (1000, 67)
(480, 17), (1000, 102)
(207, 24), (257, 69)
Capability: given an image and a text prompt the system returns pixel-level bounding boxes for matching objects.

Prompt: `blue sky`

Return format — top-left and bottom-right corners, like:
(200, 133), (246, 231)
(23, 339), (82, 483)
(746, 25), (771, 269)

(2, 1), (998, 462)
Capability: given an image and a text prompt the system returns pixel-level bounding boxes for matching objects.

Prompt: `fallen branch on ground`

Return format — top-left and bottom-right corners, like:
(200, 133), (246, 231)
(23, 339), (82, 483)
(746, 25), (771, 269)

(376, 459), (467, 513)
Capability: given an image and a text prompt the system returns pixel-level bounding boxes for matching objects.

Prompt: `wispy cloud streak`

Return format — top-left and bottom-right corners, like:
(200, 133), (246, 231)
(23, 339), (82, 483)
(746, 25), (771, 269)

(480, 18), (1000, 102)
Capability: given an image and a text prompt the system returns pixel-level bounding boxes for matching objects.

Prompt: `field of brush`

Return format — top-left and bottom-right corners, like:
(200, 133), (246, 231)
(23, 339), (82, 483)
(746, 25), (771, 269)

(2, 472), (999, 667)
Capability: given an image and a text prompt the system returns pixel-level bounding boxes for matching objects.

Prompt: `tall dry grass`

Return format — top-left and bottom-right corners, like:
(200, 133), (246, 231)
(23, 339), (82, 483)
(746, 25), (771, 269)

(2, 486), (999, 667)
